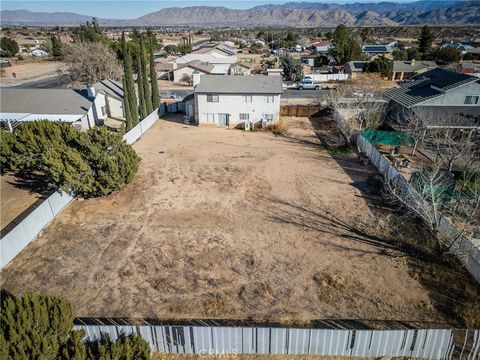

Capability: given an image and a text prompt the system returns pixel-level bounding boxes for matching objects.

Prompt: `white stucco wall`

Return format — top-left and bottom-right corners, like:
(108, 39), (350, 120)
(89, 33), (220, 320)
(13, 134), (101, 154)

(106, 96), (124, 118)
(173, 67), (207, 82)
(195, 93), (281, 127)
(229, 66), (251, 76)
(421, 82), (480, 107)
(92, 93), (107, 123)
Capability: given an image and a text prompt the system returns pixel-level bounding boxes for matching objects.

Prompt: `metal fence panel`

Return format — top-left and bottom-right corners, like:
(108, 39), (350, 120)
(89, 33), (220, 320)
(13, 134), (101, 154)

(270, 328), (288, 354)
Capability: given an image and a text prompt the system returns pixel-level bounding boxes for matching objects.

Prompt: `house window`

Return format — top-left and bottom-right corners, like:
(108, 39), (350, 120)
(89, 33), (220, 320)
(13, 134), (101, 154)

(464, 96), (479, 105)
(242, 95), (252, 103)
(239, 113), (249, 121)
(207, 94), (219, 102)
(204, 113), (215, 123)
(264, 95), (274, 103)
(263, 114), (274, 122)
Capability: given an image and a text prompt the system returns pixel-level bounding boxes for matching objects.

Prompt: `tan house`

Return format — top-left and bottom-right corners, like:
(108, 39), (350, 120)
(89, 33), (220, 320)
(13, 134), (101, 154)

(391, 60), (437, 81)
(229, 61), (252, 76)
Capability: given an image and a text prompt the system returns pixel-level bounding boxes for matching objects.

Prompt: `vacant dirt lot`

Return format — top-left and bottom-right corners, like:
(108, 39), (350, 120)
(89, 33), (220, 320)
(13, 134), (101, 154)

(2, 116), (478, 326)
(0, 60), (67, 83)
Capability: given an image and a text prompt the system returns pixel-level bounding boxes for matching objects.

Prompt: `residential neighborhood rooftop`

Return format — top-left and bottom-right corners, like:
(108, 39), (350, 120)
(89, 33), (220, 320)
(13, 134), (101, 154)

(92, 78), (124, 100)
(386, 68), (479, 108)
(392, 60), (437, 73)
(195, 75), (283, 94)
(0, 88), (92, 115)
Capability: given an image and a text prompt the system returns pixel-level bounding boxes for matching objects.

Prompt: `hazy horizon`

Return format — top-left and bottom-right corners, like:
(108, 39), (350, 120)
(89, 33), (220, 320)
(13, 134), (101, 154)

(1, 0), (456, 19)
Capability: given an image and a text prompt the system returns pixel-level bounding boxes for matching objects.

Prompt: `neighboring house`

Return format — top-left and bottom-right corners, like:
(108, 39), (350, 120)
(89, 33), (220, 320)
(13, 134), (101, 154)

(386, 68), (480, 128)
(162, 60), (215, 83)
(91, 78), (125, 130)
(229, 61), (252, 76)
(267, 68), (283, 77)
(192, 42), (236, 57)
(450, 62), (480, 76)
(361, 44), (393, 59)
(391, 60), (437, 81)
(344, 61), (368, 78)
(466, 47), (480, 60)
(311, 41), (331, 54)
(441, 43), (474, 55)
(0, 80), (126, 131)
(172, 53), (237, 76)
(31, 48), (49, 57)
(0, 88), (96, 130)
(194, 75), (283, 128)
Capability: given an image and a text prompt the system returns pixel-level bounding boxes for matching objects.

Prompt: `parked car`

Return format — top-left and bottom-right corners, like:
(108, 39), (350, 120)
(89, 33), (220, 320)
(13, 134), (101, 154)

(297, 79), (321, 90)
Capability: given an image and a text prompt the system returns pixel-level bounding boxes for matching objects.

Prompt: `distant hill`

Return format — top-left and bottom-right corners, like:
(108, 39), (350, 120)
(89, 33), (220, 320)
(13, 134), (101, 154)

(1, 1), (479, 27)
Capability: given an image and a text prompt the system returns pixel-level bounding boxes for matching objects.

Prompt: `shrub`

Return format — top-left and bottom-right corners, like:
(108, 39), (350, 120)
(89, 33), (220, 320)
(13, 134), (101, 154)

(1, 121), (140, 197)
(1, 292), (151, 360)
(0, 37), (19, 56)
(0, 292), (86, 360)
(266, 118), (288, 135)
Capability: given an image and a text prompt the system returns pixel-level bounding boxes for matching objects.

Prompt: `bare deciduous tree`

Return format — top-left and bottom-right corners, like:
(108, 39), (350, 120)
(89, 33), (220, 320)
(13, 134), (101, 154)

(65, 42), (122, 84)
(383, 110), (480, 251)
(327, 73), (386, 143)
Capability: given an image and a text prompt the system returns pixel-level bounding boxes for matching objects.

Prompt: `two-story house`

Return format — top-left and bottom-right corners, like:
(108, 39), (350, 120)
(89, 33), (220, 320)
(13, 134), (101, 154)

(194, 75), (283, 128)
(386, 68), (480, 128)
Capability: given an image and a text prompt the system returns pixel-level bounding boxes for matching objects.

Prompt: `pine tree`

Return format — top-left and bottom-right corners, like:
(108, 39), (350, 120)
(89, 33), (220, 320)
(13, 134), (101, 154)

(419, 25), (435, 54)
(122, 32), (139, 126)
(149, 39), (160, 109)
(137, 55), (147, 119)
(140, 35), (153, 114)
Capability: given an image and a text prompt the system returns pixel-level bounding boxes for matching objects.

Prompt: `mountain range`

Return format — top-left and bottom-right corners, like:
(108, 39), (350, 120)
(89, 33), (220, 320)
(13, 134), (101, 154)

(1, 1), (479, 27)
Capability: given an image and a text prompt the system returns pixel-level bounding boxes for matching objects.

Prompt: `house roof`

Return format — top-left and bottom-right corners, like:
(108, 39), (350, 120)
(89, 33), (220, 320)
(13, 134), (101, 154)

(0, 88), (92, 115)
(346, 61), (368, 72)
(386, 68), (479, 108)
(232, 61), (252, 69)
(312, 41), (331, 47)
(392, 60), (437, 73)
(176, 60), (215, 74)
(93, 78), (124, 100)
(195, 75), (283, 94)
(362, 45), (392, 53)
(155, 62), (174, 71)
(193, 43), (236, 56)
(174, 53), (237, 65)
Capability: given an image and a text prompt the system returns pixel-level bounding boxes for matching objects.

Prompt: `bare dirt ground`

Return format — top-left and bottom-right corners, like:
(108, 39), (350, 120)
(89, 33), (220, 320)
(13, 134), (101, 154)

(0, 60), (67, 83)
(1, 115), (479, 327)
(0, 173), (43, 229)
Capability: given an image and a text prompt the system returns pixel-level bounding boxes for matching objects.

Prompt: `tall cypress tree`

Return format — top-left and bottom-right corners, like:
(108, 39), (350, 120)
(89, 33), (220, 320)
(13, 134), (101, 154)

(149, 39), (160, 109)
(122, 32), (139, 126)
(123, 77), (132, 131)
(140, 35), (153, 114)
(137, 55), (147, 119)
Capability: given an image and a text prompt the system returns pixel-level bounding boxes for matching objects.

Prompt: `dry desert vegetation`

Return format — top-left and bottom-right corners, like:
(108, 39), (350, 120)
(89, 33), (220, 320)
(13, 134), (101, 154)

(1, 115), (479, 327)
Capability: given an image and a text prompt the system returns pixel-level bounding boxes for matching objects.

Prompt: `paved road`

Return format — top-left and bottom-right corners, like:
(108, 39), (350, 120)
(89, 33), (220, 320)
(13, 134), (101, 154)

(2, 74), (70, 89)
(159, 88), (329, 101)
(283, 88), (329, 99)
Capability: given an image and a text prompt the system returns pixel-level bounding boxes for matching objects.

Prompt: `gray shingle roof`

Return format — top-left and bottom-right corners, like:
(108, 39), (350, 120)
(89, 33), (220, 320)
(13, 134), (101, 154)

(195, 75), (283, 94)
(386, 68), (479, 108)
(392, 61), (437, 73)
(93, 78), (124, 99)
(0, 88), (92, 115)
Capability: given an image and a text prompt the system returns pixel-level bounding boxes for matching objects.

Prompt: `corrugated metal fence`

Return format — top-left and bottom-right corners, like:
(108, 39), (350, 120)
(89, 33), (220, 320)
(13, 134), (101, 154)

(75, 324), (480, 359)
(357, 134), (480, 283)
(0, 107), (164, 269)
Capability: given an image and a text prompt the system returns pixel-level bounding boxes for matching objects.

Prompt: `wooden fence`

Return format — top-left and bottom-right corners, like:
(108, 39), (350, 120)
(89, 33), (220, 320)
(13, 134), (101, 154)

(281, 105), (322, 117)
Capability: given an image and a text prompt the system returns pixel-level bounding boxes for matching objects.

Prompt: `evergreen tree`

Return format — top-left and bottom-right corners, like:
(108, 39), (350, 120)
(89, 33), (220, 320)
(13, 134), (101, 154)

(419, 25), (435, 54)
(123, 76), (133, 130)
(137, 55), (147, 119)
(122, 32), (139, 125)
(51, 34), (63, 58)
(140, 35), (153, 114)
(149, 39), (160, 109)
(1, 292), (151, 360)
(0, 292), (85, 360)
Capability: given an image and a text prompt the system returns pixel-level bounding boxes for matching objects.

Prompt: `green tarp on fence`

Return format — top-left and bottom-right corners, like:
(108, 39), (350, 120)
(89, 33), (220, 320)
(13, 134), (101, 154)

(361, 130), (413, 146)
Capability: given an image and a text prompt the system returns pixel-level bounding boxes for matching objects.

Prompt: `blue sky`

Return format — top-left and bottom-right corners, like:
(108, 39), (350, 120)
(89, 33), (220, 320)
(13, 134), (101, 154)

(1, 0), (432, 19)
